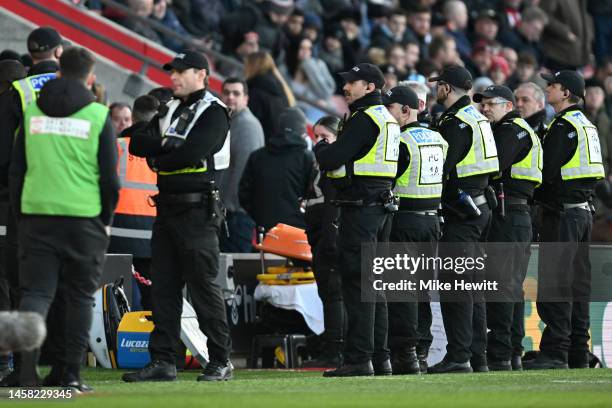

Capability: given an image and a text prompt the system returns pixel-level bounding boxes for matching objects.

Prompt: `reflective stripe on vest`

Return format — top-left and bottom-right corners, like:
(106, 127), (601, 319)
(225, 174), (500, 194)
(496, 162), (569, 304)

(510, 118), (543, 185)
(327, 105), (400, 179)
(12, 73), (56, 112)
(394, 127), (448, 199)
(556, 110), (605, 180)
(454, 105), (499, 177)
(110, 227), (152, 239)
(116, 138), (158, 217)
(158, 91), (230, 176)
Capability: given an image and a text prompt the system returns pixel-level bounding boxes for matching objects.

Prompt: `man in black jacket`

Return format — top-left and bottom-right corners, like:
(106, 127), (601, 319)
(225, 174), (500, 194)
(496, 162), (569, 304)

(315, 63), (400, 377)
(428, 65), (499, 374)
(515, 82), (548, 139)
(474, 85), (542, 371)
(122, 51), (233, 382)
(239, 107), (314, 231)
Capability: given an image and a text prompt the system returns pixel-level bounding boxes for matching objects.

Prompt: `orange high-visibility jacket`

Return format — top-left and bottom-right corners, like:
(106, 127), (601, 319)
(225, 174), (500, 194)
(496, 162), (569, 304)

(115, 137), (158, 217)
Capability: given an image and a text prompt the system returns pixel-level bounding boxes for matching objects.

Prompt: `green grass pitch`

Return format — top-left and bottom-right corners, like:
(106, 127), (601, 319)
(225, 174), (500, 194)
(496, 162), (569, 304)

(2, 368), (612, 407)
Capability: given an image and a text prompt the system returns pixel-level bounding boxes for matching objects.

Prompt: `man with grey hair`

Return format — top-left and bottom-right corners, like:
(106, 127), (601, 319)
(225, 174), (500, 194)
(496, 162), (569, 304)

(515, 82), (547, 138)
(399, 80), (432, 128)
(442, 0), (471, 60)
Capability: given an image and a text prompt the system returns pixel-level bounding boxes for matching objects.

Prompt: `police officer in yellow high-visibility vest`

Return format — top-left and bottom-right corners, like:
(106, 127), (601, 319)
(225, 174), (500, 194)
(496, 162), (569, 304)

(123, 51), (233, 383)
(525, 71), (605, 370)
(0, 27), (62, 315)
(384, 86), (448, 375)
(315, 63), (400, 377)
(474, 85), (542, 371)
(428, 65), (499, 374)
(8, 47), (119, 391)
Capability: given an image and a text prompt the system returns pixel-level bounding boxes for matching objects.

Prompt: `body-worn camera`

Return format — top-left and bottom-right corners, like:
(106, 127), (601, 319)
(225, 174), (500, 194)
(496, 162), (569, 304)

(380, 190), (399, 213)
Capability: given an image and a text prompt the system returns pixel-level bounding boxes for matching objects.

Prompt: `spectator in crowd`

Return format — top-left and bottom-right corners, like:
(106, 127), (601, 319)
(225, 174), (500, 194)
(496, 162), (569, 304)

(118, 0), (162, 44)
(380, 64), (399, 93)
(221, 0), (293, 62)
(286, 37), (335, 121)
(429, 34), (461, 71)
(239, 107), (315, 231)
(443, 0), (471, 60)
(514, 81), (548, 137)
(407, 5), (433, 60)
(404, 40), (424, 81)
(319, 24), (345, 81)
(488, 56), (511, 85)
(502, 47), (518, 74)
(244, 51), (296, 141)
(370, 9), (414, 51)
(150, 0), (195, 52)
(110, 102), (133, 135)
(498, 0), (524, 28)
(539, 0), (593, 70)
(506, 52), (539, 89)
(385, 44), (408, 80)
(284, 9), (305, 46)
(588, 0), (612, 65)
(584, 78), (611, 174)
(469, 41), (494, 78)
(499, 6), (548, 65)
(470, 9), (501, 46)
(219, 78), (265, 253)
(0, 50), (22, 63)
(147, 86), (173, 105)
(131, 94), (159, 123)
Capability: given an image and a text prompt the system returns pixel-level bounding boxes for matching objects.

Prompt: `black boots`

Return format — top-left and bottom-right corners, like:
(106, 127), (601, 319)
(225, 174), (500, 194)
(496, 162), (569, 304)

(122, 360), (177, 382)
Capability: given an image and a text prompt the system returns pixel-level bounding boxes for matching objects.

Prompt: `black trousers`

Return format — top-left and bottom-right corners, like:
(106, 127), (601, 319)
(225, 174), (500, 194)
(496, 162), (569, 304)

(337, 205), (390, 365)
(536, 207), (592, 362)
(485, 209), (532, 361)
(439, 205), (491, 363)
(148, 202), (231, 364)
(305, 203), (344, 343)
(18, 216), (108, 366)
(388, 212), (439, 354)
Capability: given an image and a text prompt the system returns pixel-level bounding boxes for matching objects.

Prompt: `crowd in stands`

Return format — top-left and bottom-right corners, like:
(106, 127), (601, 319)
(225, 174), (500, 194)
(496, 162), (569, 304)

(4, 0), (611, 244)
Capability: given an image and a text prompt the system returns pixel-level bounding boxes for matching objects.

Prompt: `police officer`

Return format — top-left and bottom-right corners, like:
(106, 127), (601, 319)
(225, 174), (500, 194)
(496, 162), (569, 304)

(384, 86), (448, 374)
(303, 116), (344, 368)
(315, 63), (399, 377)
(525, 71), (605, 370)
(0, 27), (62, 310)
(9, 46), (120, 391)
(473, 85), (542, 371)
(122, 51), (233, 382)
(0, 27), (65, 388)
(428, 65), (499, 374)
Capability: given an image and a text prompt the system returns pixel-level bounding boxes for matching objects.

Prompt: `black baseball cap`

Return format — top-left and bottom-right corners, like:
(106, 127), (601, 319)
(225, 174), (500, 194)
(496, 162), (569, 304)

(541, 70), (585, 98)
(473, 84), (515, 104)
(428, 65), (473, 90)
(0, 60), (26, 84)
(339, 63), (386, 89)
(383, 86), (419, 109)
(163, 50), (209, 72)
(27, 27), (62, 53)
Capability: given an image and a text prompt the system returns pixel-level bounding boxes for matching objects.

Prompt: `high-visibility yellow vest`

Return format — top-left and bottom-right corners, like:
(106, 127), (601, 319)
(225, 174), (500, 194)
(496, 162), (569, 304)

(328, 105), (400, 179)
(550, 110), (605, 181)
(12, 73), (57, 112)
(454, 105), (499, 177)
(509, 117), (543, 186)
(394, 126), (448, 199)
(157, 91), (230, 176)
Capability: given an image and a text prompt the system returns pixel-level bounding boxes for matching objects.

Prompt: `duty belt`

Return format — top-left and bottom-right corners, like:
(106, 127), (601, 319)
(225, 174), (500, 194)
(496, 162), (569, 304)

(506, 196), (528, 206)
(152, 192), (209, 205)
(562, 202), (590, 211)
(330, 199), (382, 207)
(400, 209), (438, 216)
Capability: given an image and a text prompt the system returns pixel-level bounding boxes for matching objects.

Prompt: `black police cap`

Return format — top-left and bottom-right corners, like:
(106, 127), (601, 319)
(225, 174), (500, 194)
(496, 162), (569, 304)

(383, 86), (420, 110)
(339, 63), (386, 89)
(541, 70), (585, 98)
(473, 84), (516, 104)
(429, 65), (473, 90)
(163, 50), (209, 72)
(27, 27), (62, 53)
